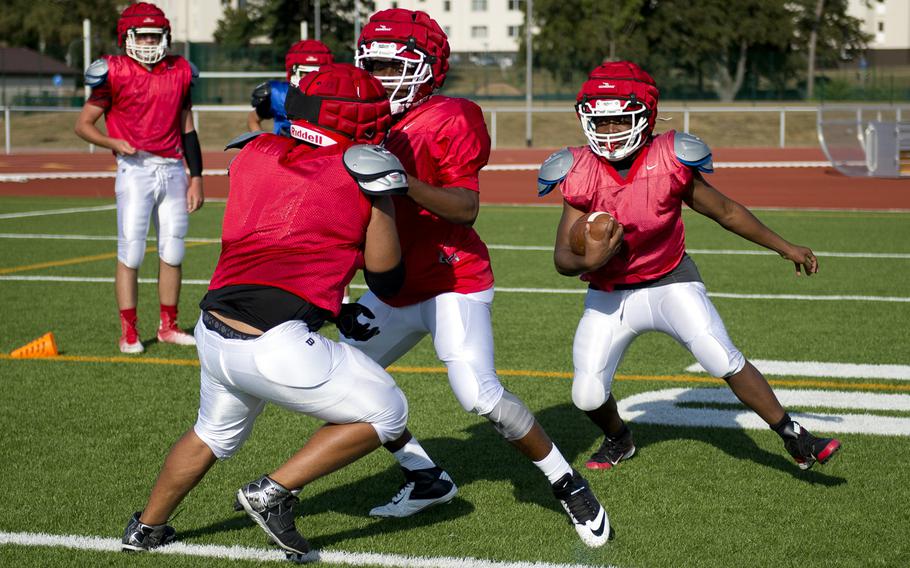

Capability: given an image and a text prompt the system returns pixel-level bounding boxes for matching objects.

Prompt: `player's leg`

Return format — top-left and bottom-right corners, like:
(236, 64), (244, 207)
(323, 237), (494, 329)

(124, 319), (265, 551)
(154, 164), (194, 346)
(114, 157), (155, 353)
(429, 289), (610, 547)
(572, 288), (638, 470)
(339, 292), (455, 517)
(229, 321), (408, 556)
(652, 281), (841, 469)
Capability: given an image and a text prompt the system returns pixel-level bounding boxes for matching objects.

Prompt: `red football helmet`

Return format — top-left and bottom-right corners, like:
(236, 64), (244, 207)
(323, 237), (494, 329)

(284, 63), (392, 147)
(576, 61), (660, 161)
(355, 9), (450, 115)
(117, 2), (171, 65)
(285, 40), (334, 82)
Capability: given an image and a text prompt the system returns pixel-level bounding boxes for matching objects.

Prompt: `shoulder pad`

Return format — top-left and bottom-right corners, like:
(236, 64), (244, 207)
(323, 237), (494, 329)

(224, 131), (266, 151)
(188, 61), (200, 85)
(84, 58), (109, 88)
(344, 144), (408, 196)
(251, 81), (271, 107)
(674, 132), (714, 173)
(537, 148), (574, 197)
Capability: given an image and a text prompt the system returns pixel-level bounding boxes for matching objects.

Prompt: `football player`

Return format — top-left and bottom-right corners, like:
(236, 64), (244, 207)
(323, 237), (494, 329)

(348, 9), (611, 548)
(121, 64), (411, 558)
(538, 61), (841, 472)
(247, 39), (334, 135)
(75, 2), (203, 353)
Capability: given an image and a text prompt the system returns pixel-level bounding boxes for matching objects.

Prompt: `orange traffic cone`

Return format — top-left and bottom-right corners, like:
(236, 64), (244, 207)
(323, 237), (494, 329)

(10, 332), (59, 358)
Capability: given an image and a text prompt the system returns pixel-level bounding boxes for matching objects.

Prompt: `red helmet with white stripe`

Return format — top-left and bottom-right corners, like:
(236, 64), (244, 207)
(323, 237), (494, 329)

(355, 9), (450, 115)
(117, 2), (171, 65)
(285, 40), (334, 82)
(285, 63), (392, 147)
(576, 61), (660, 161)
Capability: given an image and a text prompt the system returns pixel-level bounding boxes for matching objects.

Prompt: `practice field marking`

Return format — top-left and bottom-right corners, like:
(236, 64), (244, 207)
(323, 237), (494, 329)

(0, 204), (117, 220)
(687, 360), (910, 381)
(618, 387), (910, 436)
(2, 354), (909, 393)
(0, 242), (213, 275)
(1, 275), (909, 303)
(4, 232), (910, 260)
(0, 531), (613, 568)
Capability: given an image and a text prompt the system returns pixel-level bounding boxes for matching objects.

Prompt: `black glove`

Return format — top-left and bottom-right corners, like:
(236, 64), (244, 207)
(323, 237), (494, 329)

(335, 303), (380, 341)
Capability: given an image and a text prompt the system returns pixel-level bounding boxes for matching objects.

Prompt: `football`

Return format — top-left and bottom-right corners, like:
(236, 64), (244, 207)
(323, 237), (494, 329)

(569, 211), (615, 256)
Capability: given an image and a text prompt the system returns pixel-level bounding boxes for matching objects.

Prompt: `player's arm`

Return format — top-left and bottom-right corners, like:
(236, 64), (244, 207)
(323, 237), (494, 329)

(247, 82), (272, 133)
(74, 59), (136, 155)
(406, 179), (479, 225)
(684, 172), (817, 275)
(181, 108), (205, 213)
(553, 200), (623, 276)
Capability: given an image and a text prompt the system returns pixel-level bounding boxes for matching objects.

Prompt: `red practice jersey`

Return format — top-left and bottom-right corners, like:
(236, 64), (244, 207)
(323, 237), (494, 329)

(560, 131), (693, 290)
(88, 55), (193, 159)
(383, 95), (494, 306)
(208, 135), (373, 315)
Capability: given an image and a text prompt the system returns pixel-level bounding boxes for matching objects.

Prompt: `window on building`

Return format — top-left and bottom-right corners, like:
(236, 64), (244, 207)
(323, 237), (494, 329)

(507, 25), (521, 38)
(509, 0), (523, 10)
(444, 0), (451, 11)
(391, 1), (398, 7)
(472, 0), (488, 11)
(471, 26), (488, 38)
(878, 21), (884, 31)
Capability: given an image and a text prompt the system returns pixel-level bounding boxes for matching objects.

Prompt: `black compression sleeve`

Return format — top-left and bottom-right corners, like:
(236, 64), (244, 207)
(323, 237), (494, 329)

(364, 260), (406, 300)
(182, 130), (203, 177)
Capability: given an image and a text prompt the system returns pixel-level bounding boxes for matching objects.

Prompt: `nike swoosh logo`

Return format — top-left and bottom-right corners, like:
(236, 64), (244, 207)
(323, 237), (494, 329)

(590, 509), (607, 537)
(646, 164), (657, 170)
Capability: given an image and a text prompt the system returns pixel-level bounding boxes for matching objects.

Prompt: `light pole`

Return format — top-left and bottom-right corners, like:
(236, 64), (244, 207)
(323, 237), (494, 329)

(525, 0), (533, 147)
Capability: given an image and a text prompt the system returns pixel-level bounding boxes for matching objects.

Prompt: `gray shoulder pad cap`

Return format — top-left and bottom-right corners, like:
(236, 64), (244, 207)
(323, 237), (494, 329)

(537, 147), (574, 197)
(224, 131), (266, 151)
(674, 131), (714, 173)
(343, 144), (408, 196)
(188, 61), (200, 85)
(84, 58), (109, 88)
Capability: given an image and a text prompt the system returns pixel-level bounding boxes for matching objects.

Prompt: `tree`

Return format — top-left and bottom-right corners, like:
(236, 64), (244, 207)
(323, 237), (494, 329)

(531, 0), (648, 83)
(213, 5), (263, 49)
(0, 0), (119, 64)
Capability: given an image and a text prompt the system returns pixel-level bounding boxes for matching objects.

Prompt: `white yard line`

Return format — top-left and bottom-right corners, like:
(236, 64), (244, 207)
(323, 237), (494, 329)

(686, 359), (910, 380)
(0, 530), (612, 568)
(2, 234), (909, 260)
(0, 204), (117, 220)
(1, 275), (908, 303)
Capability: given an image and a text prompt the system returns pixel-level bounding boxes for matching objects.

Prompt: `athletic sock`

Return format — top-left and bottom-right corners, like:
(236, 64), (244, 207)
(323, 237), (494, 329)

(160, 304), (178, 327)
(393, 438), (437, 471)
(533, 444), (574, 485)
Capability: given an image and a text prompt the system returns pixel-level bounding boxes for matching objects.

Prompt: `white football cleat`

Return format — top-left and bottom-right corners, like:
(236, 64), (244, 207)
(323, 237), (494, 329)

(119, 337), (145, 354)
(157, 324), (196, 346)
(369, 467), (458, 518)
(552, 470), (611, 547)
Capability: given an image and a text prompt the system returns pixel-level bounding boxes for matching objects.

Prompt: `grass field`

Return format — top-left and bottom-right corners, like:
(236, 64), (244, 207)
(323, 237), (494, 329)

(1, 197), (909, 567)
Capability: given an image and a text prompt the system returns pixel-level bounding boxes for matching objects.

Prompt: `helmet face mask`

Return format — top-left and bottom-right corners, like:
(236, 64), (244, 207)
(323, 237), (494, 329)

(355, 41), (433, 115)
(290, 64), (320, 81)
(284, 40), (334, 82)
(125, 27), (168, 65)
(577, 97), (651, 161)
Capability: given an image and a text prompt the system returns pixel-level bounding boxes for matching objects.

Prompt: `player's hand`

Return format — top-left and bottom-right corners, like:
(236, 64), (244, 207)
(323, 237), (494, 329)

(187, 176), (205, 213)
(335, 303), (380, 341)
(584, 219), (624, 270)
(110, 139), (137, 155)
(782, 245), (818, 276)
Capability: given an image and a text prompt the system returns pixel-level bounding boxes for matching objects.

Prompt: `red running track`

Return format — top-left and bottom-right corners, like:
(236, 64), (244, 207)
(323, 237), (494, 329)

(2, 148), (909, 209)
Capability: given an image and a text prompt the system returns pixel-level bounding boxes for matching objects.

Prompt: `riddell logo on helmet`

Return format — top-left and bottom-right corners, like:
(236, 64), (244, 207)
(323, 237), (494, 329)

(305, 56), (317, 61)
(599, 82), (616, 89)
(290, 124), (337, 146)
(376, 24), (393, 31)
(142, 17), (155, 23)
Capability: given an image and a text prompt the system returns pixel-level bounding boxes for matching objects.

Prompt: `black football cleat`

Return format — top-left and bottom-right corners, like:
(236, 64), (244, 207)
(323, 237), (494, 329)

(236, 475), (310, 556)
(780, 421), (841, 470)
(586, 426), (636, 470)
(121, 511), (176, 552)
(552, 470), (611, 547)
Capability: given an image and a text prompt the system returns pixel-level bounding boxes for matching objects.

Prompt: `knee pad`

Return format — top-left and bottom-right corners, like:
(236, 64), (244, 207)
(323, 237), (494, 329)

(193, 423), (250, 460)
(370, 388), (409, 444)
(571, 370), (611, 411)
(691, 334), (746, 378)
(118, 239), (146, 269)
(481, 389), (535, 441)
(158, 235), (185, 266)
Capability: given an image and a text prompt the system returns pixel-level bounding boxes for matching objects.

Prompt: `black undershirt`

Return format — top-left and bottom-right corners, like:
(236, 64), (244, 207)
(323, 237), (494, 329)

(199, 285), (330, 332)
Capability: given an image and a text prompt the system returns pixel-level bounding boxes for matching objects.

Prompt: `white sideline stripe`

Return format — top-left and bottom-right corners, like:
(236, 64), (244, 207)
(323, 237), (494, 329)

(1, 275), (909, 303)
(686, 359), (910, 380)
(1, 234), (908, 260)
(0, 160), (830, 182)
(0, 531), (613, 568)
(0, 204), (117, 219)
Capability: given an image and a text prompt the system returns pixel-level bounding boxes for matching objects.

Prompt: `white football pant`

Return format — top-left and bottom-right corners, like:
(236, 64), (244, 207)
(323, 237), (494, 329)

(572, 281), (745, 411)
(343, 288), (505, 416)
(193, 317), (409, 459)
(115, 151), (188, 269)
